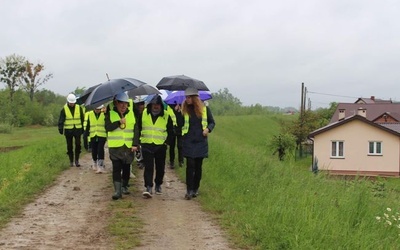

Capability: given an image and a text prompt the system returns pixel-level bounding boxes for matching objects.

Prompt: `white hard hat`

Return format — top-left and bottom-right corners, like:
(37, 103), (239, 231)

(96, 104), (104, 109)
(115, 92), (129, 102)
(67, 93), (77, 103)
(133, 96), (146, 104)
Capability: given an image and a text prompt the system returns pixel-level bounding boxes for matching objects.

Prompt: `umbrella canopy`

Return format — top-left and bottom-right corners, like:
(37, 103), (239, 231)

(84, 78), (146, 109)
(76, 83), (101, 105)
(127, 84), (161, 98)
(156, 75), (209, 91)
(164, 90), (212, 105)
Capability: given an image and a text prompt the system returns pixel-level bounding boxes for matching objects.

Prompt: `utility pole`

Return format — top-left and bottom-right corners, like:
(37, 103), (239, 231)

(300, 82), (304, 116)
(299, 82), (306, 157)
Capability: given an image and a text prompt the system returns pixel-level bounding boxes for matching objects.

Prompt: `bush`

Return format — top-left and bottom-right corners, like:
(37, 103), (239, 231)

(0, 123), (13, 134)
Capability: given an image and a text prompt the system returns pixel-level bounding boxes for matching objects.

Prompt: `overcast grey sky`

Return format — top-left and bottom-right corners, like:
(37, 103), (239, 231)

(1, 0), (399, 109)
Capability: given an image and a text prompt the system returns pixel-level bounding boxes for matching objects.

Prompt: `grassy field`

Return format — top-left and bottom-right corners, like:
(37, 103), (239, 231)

(3, 117), (400, 249)
(177, 115), (400, 249)
(0, 126), (68, 226)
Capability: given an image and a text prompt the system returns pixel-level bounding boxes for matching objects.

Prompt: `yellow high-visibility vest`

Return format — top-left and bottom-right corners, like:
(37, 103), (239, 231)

(140, 109), (169, 145)
(64, 104), (82, 129)
(166, 105), (177, 126)
(182, 106), (207, 135)
(83, 111), (89, 129)
(107, 110), (135, 148)
(88, 111), (107, 138)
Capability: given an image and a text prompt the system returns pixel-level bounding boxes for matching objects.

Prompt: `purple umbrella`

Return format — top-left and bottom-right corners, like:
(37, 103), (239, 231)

(164, 90), (212, 105)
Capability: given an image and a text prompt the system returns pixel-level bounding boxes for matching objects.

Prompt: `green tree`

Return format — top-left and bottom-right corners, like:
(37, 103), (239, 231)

(313, 102), (337, 126)
(0, 54), (26, 102)
(209, 88), (242, 115)
(20, 61), (53, 101)
(281, 110), (321, 157)
(269, 133), (297, 161)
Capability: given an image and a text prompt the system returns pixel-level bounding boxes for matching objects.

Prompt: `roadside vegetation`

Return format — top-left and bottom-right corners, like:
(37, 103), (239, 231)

(177, 115), (400, 249)
(0, 127), (67, 227)
(2, 115), (400, 249)
(2, 54), (400, 248)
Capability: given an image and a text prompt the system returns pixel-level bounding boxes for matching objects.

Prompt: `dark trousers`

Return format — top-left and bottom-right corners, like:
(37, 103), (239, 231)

(65, 133), (81, 162)
(169, 135), (183, 164)
(111, 159), (130, 183)
(142, 144), (167, 187)
(91, 136), (106, 161)
(186, 157), (203, 192)
(83, 133), (89, 150)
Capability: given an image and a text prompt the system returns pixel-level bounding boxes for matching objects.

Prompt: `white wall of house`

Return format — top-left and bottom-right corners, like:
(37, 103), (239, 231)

(313, 119), (400, 175)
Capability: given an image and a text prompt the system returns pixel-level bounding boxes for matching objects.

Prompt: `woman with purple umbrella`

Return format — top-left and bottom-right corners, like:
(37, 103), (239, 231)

(181, 87), (216, 200)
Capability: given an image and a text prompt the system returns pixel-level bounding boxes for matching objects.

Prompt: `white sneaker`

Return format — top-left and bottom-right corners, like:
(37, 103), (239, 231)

(91, 161), (97, 171)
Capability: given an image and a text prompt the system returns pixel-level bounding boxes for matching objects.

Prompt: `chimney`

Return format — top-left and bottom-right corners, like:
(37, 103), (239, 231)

(339, 109), (345, 120)
(357, 107), (366, 117)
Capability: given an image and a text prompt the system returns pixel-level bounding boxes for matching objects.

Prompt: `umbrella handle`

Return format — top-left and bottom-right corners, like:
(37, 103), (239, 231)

(119, 111), (126, 129)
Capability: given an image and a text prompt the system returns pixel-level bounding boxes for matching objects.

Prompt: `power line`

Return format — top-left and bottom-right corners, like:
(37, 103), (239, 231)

(307, 91), (358, 99)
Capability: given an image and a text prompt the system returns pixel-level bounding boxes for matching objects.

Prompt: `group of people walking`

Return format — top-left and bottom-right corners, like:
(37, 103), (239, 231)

(58, 87), (215, 200)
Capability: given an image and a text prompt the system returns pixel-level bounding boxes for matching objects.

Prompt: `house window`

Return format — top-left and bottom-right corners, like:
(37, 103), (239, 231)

(368, 141), (382, 155)
(331, 141), (344, 158)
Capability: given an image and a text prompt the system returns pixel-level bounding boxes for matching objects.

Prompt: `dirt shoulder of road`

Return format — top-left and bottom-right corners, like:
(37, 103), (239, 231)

(0, 150), (236, 250)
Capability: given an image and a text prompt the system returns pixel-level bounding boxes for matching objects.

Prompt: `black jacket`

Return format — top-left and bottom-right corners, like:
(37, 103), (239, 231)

(182, 106), (215, 158)
(58, 104), (84, 136)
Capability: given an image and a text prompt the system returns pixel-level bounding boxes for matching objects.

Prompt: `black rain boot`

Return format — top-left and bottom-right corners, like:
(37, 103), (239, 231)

(122, 180), (130, 195)
(112, 182), (122, 200)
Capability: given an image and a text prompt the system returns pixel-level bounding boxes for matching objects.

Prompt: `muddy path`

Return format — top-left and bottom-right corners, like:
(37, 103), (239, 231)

(0, 149), (235, 250)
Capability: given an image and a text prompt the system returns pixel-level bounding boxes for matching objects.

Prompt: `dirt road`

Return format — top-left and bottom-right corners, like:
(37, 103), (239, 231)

(0, 150), (234, 250)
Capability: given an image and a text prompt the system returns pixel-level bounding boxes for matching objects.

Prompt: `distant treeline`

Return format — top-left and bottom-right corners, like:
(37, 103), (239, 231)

(0, 87), (300, 128)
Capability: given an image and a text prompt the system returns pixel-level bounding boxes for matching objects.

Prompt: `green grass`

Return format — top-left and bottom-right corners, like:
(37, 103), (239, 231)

(5, 117), (400, 249)
(0, 125), (58, 147)
(177, 115), (400, 249)
(0, 126), (68, 227)
(107, 199), (143, 249)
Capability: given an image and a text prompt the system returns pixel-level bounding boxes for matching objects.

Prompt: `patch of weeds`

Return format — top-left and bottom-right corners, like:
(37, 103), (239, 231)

(371, 181), (386, 198)
(0, 123), (13, 134)
(107, 199), (143, 250)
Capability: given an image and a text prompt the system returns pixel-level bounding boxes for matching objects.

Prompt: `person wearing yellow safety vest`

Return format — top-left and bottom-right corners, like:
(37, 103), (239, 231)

(85, 104), (107, 173)
(82, 107), (92, 152)
(133, 94), (174, 198)
(132, 96), (146, 170)
(105, 92), (138, 200)
(181, 88), (215, 200)
(58, 93), (85, 167)
(108, 98), (137, 179)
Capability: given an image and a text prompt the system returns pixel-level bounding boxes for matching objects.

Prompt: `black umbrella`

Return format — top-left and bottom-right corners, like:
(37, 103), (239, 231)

(156, 75), (209, 91)
(84, 78), (146, 109)
(127, 84), (161, 98)
(76, 83), (101, 105)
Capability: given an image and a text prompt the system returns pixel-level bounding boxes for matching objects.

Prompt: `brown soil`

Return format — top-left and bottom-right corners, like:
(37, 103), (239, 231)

(0, 148), (234, 250)
(0, 146), (23, 153)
